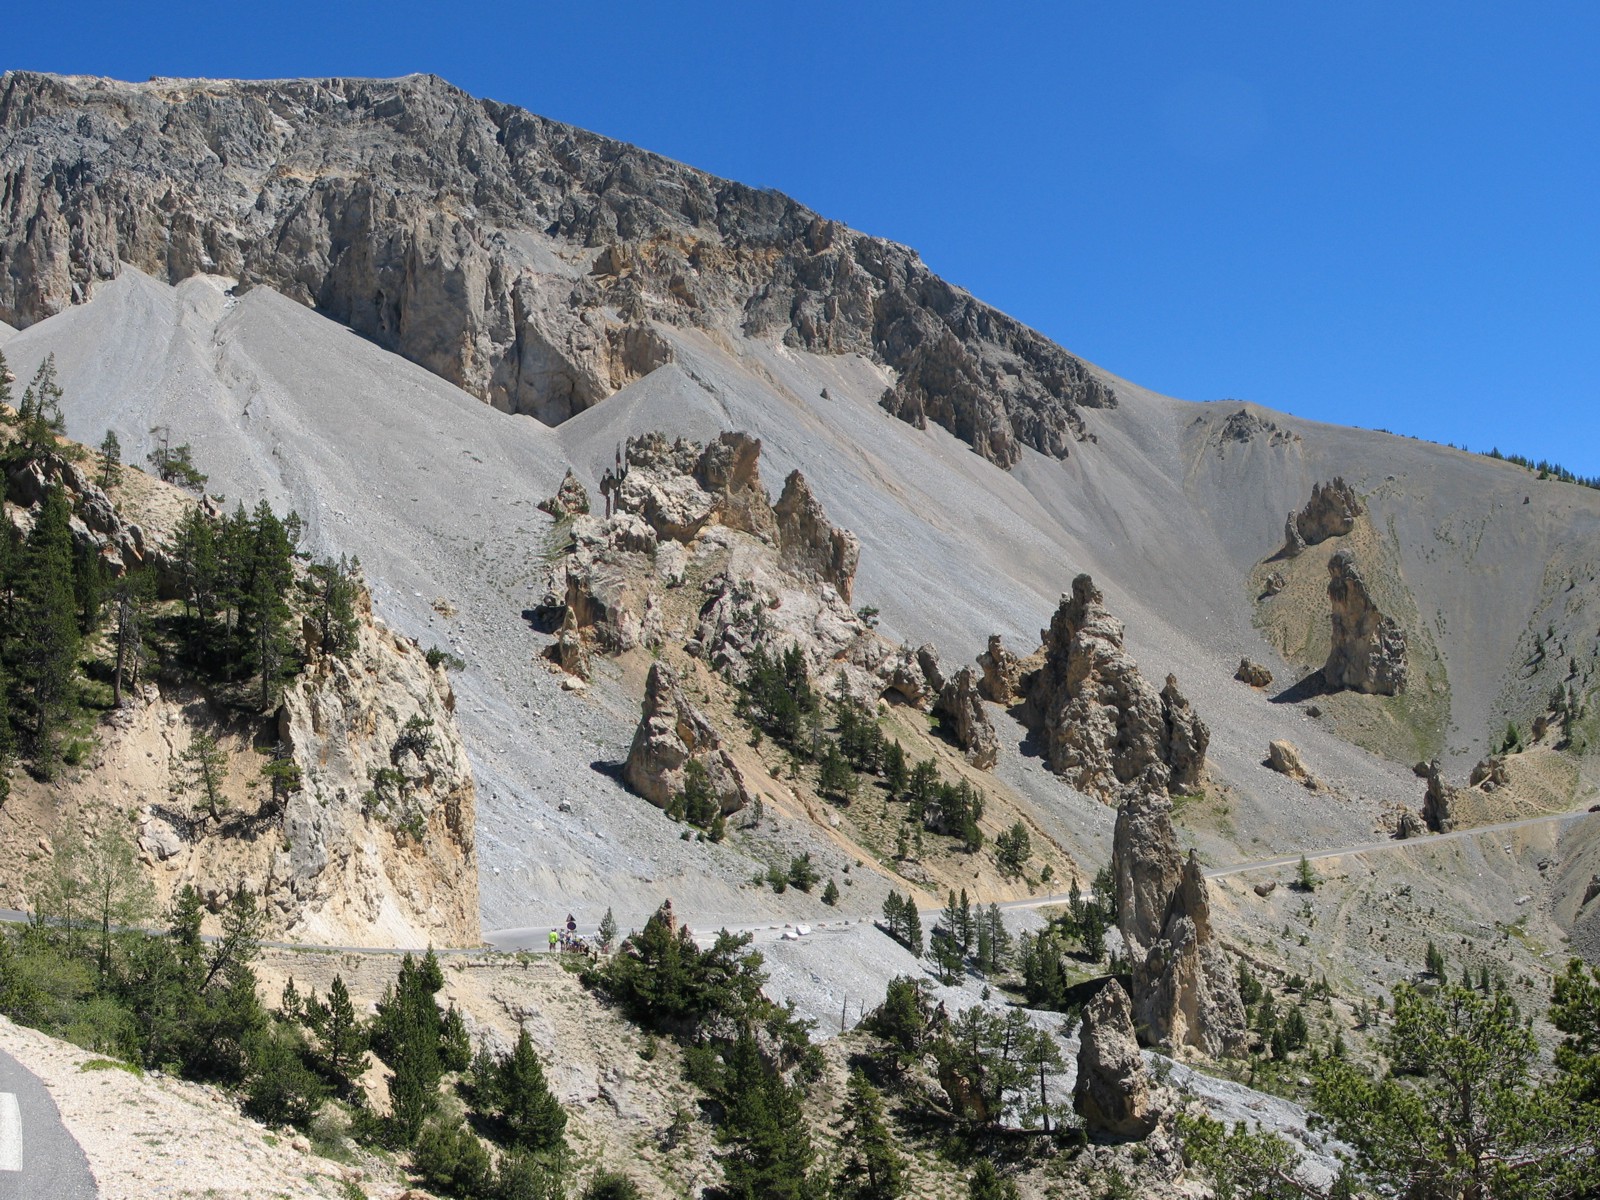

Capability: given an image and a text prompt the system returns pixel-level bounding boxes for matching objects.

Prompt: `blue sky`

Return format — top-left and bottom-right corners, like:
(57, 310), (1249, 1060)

(9, 2), (1599, 472)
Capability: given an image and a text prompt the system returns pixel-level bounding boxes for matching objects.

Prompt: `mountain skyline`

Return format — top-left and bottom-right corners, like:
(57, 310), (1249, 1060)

(5, 1), (1599, 472)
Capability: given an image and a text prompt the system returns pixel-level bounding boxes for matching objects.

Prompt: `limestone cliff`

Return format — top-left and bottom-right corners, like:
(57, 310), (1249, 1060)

(0, 428), (479, 948)
(273, 586), (478, 946)
(0, 71), (1115, 466)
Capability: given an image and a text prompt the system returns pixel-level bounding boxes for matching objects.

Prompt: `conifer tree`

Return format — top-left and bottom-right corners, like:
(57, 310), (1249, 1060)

(304, 973), (368, 1094)
(98, 430), (123, 489)
(11, 486), (80, 774)
(716, 1027), (824, 1200)
(110, 569), (154, 707)
(494, 1027), (568, 1152)
(306, 556), (360, 659)
(834, 1069), (905, 1200)
(181, 733), (231, 823)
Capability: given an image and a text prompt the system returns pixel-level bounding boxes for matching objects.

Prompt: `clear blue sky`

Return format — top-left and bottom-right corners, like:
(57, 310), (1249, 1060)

(9, 2), (1599, 472)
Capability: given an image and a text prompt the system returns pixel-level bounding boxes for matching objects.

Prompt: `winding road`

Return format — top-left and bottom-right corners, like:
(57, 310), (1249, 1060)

(0, 1048), (96, 1199)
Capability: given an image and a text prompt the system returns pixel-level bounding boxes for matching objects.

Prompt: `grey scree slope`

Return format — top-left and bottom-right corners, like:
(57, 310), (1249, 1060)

(9, 266), (1599, 937)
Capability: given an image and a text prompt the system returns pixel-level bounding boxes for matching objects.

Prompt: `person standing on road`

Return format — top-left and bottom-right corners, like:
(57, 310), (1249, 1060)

(548, 928), (559, 952)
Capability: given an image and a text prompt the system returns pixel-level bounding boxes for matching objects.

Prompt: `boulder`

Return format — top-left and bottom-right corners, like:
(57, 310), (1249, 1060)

(1073, 980), (1159, 1140)
(1261, 571), (1287, 598)
(1234, 658), (1273, 688)
(622, 662), (748, 815)
(1322, 550), (1408, 695)
(933, 667), (999, 770)
(1469, 755), (1510, 790)
(1395, 810), (1423, 840)
(1422, 760), (1456, 833)
(1112, 792), (1246, 1057)
(1253, 881), (1277, 898)
(1266, 740), (1318, 789)
(138, 815), (185, 862)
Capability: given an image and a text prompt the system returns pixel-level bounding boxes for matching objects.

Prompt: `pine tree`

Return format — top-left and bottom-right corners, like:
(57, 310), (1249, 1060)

(716, 1028), (824, 1200)
(110, 569), (154, 708)
(98, 430), (123, 489)
(239, 502), (297, 709)
(834, 1069), (905, 1200)
(258, 740), (303, 811)
(304, 974), (368, 1093)
(967, 1161), (1020, 1200)
(902, 902), (923, 958)
(597, 907), (618, 953)
(181, 733), (231, 823)
(306, 556), (360, 659)
(931, 929), (963, 984)
(11, 486), (80, 774)
(494, 1027), (568, 1152)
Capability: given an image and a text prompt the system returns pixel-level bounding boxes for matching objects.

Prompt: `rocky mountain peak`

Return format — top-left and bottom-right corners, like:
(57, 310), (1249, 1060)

(0, 70), (1115, 466)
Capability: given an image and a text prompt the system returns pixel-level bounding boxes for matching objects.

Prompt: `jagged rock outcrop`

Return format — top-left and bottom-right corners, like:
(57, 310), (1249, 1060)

(1019, 576), (1208, 801)
(1296, 478), (1363, 545)
(1112, 792), (1246, 1057)
(1282, 511), (1307, 558)
(976, 634), (1036, 705)
(1422, 760), (1456, 833)
(1469, 755), (1510, 790)
(623, 662), (748, 815)
(1214, 407), (1299, 452)
(774, 470), (860, 603)
(881, 643), (943, 709)
(1282, 478), (1363, 556)
(276, 584), (478, 946)
(547, 610), (591, 679)
(538, 469), (590, 518)
(1074, 980), (1160, 1140)
(6, 451), (150, 576)
(1322, 550), (1408, 695)
(693, 431), (777, 539)
(0, 71), (1115, 466)
(933, 667), (999, 769)
(1234, 658), (1273, 688)
(1395, 809), (1424, 840)
(1266, 740), (1319, 790)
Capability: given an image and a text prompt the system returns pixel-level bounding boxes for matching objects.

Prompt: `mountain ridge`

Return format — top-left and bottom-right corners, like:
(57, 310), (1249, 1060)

(0, 69), (1114, 466)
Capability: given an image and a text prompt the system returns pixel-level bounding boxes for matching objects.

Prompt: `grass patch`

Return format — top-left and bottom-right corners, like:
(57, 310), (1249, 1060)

(79, 1057), (143, 1077)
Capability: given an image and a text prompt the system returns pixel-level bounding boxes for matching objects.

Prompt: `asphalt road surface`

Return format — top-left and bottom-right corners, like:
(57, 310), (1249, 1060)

(0, 1048), (96, 1199)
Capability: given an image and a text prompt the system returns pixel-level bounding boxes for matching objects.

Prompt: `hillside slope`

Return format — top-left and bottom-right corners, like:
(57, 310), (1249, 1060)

(2, 73), (1599, 943)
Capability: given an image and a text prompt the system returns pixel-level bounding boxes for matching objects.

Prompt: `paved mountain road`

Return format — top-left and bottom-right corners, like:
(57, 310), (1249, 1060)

(484, 806), (1599, 947)
(1200, 807), (1594, 881)
(6, 808), (1594, 958)
(0, 1048), (96, 1199)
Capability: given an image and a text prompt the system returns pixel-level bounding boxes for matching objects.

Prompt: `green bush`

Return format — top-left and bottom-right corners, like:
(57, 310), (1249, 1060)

(413, 1118), (493, 1198)
(242, 1025), (327, 1129)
